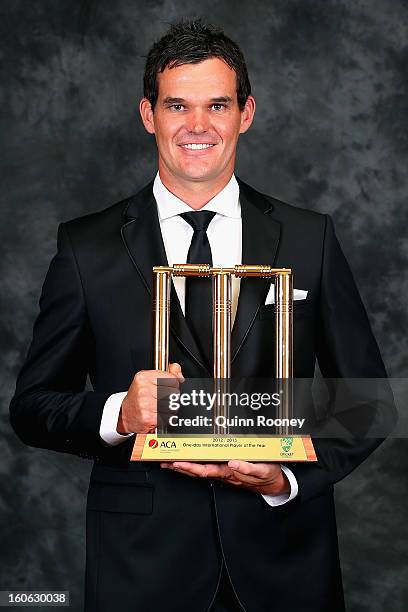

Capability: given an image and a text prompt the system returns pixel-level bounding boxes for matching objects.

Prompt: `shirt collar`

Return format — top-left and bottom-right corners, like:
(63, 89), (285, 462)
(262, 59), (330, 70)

(153, 172), (240, 221)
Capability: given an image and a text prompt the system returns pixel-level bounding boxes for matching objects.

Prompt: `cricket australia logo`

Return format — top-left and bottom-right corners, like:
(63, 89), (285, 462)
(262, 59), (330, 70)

(280, 437), (294, 455)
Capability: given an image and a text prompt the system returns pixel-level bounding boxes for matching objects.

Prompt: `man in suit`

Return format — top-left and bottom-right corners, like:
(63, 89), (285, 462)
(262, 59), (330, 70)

(10, 20), (387, 612)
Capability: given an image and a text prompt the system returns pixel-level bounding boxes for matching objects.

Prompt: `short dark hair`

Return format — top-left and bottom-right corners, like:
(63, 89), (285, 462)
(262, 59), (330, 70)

(143, 19), (251, 111)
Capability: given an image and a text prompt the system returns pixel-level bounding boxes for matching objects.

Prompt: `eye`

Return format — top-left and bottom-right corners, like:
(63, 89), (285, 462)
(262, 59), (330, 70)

(170, 104), (185, 111)
(211, 103), (226, 111)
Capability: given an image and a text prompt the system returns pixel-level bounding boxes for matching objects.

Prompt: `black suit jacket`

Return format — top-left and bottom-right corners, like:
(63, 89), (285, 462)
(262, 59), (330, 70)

(10, 180), (387, 612)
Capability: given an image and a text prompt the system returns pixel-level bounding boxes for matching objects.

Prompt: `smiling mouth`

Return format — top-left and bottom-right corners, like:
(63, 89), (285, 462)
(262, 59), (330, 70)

(178, 143), (216, 150)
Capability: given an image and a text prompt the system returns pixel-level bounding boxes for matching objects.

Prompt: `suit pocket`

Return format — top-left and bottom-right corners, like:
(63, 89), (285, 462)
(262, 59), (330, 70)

(87, 482), (153, 514)
(88, 464), (153, 514)
(259, 301), (314, 320)
(92, 461), (152, 476)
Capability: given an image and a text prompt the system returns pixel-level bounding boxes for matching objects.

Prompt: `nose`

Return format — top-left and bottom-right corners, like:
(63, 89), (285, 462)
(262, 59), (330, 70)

(186, 108), (209, 133)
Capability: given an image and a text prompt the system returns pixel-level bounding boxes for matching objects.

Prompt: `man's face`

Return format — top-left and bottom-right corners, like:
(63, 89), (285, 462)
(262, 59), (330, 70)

(140, 58), (255, 189)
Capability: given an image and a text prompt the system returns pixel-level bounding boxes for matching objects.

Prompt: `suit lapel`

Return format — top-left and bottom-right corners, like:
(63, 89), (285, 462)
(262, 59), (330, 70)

(121, 182), (209, 372)
(232, 180), (281, 362)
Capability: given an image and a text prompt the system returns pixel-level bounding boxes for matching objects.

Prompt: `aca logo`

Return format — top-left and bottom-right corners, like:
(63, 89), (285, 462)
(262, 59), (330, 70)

(160, 441), (177, 449)
(280, 437), (294, 456)
(147, 439), (177, 450)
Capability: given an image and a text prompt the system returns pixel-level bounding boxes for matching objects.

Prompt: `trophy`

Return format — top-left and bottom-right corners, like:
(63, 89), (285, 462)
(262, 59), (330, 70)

(131, 265), (316, 461)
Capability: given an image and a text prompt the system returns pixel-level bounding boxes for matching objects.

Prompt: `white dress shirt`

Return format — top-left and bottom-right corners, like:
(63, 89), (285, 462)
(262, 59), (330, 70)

(99, 172), (298, 507)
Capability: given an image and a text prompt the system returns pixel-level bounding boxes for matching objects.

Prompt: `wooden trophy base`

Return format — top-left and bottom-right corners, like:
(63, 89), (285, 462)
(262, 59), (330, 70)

(131, 434), (316, 462)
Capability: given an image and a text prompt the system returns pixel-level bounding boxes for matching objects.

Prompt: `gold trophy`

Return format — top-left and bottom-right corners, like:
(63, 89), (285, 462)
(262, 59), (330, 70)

(131, 265), (316, 461)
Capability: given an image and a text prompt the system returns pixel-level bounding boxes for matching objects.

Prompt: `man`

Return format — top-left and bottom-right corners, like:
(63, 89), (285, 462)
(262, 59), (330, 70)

(10, 20), (386, 612)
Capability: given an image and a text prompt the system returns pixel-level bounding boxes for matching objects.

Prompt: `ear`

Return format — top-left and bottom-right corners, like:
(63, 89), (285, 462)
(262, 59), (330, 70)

(239, 95), (256, 134)
(139, 98), (155, 134)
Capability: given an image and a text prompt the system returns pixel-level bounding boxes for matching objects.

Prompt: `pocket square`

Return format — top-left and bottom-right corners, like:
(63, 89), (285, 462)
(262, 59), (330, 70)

(264, 285), (308, 305)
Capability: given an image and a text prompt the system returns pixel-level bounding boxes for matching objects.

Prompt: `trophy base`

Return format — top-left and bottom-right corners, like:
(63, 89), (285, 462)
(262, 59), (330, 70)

(131, 434), (316, 462)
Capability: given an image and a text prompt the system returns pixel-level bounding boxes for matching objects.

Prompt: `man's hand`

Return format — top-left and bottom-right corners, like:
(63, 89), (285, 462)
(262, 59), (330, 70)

(161, 460), (290, 496)
(117, 363), (184, 434)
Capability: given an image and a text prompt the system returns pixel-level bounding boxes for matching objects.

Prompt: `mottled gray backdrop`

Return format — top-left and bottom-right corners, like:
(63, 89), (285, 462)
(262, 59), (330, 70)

(1, 1), (407, 610)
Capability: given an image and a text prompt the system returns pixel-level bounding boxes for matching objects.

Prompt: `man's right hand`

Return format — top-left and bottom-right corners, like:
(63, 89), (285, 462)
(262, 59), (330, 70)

(117, 363), (184, 434)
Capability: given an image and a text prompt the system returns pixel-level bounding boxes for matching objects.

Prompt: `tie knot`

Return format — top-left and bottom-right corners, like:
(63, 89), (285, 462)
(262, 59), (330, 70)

(180, 210), (216, 232)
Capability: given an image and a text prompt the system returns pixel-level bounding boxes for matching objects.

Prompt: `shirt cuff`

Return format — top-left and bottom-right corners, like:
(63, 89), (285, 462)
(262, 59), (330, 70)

(99, 392), (134, 446)
(261, 465), (299, 507)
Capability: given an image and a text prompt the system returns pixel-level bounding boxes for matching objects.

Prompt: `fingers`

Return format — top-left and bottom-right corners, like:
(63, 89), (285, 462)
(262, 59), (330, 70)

(228, 461), (282, 485)
(163, 465), (198, 478)
(151, 363), (185, 386)
(161, 462), (231, 479)
(132, 369), (182, 389)
(161, 462), (206, 477)
(160, 460), (286, 495)
(161, 462), (280, 481)
(124, 365), (185, 433)
(168, 362), (185, 382)
(228, 460), (271, 478)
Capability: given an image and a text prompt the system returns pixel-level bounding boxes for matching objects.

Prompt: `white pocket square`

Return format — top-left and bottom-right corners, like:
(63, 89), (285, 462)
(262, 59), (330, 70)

(264, 285), (308, 305)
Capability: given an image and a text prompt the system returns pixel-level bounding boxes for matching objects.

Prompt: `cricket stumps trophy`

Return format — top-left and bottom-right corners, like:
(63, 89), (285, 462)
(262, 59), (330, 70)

(131, 264), (316, 462)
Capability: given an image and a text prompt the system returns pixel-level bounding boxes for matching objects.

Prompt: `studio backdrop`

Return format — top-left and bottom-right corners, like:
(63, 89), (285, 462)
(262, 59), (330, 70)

(1, 1), (407, 611)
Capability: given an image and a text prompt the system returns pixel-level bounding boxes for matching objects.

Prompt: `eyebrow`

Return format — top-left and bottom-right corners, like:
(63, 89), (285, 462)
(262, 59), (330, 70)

(209, 96), (233, 104)
(162, 96), (233, 105)
(163, 97), (185, 104)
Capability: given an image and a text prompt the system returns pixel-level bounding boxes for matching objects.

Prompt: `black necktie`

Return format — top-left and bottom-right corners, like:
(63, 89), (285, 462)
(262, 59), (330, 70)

(180, 211), (216, 368)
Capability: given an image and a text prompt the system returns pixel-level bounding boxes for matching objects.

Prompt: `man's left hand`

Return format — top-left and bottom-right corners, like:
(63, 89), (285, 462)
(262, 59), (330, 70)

(160, 461), (290, 495)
